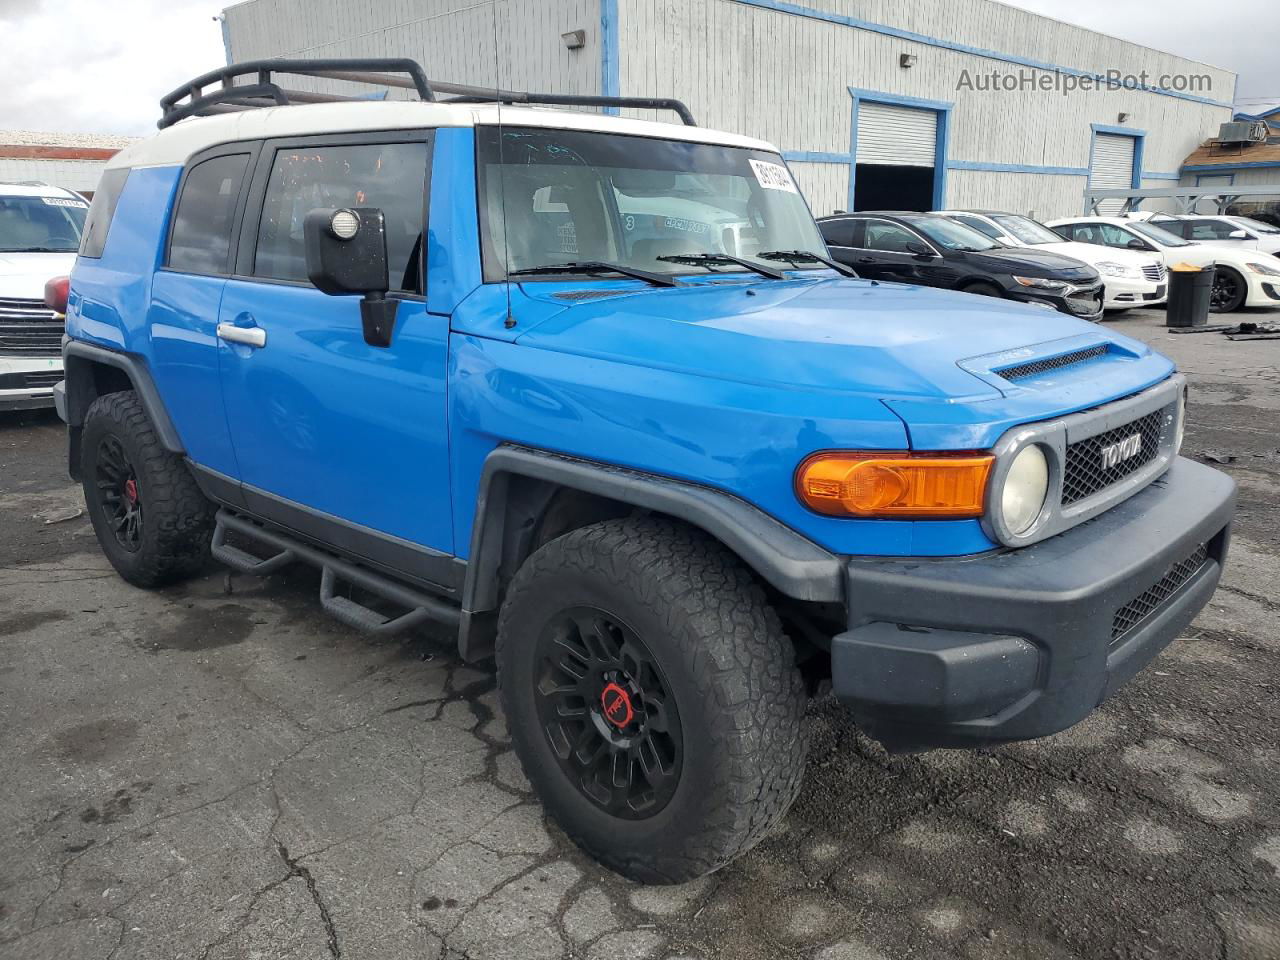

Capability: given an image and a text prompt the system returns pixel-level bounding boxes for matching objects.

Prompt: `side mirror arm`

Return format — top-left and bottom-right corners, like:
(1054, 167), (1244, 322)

(360, 293), (399, 348)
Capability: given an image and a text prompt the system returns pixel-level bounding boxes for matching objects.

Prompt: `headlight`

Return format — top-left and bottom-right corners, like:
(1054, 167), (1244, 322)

(1097, 261), (1140, 279)
(1001, 445), (1049, 535)
(1013, 276), (1068, 290)
(1245, 261), (1280, 277)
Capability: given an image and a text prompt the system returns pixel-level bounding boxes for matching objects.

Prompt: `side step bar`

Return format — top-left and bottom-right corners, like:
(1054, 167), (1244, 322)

(211, 509), (461, 637)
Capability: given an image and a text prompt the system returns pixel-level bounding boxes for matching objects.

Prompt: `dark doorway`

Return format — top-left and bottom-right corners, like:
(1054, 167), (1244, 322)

(853, 164), (934, 212)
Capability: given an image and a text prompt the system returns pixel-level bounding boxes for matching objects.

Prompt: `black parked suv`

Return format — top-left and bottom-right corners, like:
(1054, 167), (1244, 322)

(818, 211), (1104, 320)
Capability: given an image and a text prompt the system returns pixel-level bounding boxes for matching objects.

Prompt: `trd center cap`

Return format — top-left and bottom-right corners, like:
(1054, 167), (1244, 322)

(600, 682), (635, 729)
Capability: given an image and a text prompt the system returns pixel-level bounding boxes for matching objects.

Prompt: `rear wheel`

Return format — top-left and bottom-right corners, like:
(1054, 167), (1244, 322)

(81, 391), (214, 587)
(1209, 266), (1247, 312)
(497, 517), (808, 883)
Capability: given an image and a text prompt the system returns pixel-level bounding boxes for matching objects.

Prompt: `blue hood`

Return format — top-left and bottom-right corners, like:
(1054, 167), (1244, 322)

(510, 276), (1167, 405)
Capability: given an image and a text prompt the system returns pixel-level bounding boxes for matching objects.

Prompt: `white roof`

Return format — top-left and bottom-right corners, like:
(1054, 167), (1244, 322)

(110, 101), (777, 170)
(0, 181), (83, 199)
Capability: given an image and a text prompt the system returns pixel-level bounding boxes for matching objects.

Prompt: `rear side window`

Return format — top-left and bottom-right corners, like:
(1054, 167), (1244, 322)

(253, 141), (428, 292)
(79, 168), (130, 259)
(168, 153), (251, 275)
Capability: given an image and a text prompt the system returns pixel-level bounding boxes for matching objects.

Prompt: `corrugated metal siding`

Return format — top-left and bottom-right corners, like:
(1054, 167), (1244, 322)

(0, 158), (104, 193)
(223, 0), (601, 98)
(787, 160), (850, 216)
(616, 0), (1234, 219)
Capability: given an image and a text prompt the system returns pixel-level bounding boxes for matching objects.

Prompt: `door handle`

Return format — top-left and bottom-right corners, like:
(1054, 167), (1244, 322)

(217, 323), (267, 348)
(856, 257), (875, 264)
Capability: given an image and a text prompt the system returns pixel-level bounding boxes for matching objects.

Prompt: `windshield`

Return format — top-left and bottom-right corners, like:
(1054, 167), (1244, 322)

(0, 195), (87, 252)
(1128, 221), (1193, 247)
(477, 127), (828, 279)
(991, 214), (1065, 245)
(899, 215), (1000, 251)
(1231, 216), (1280, 235)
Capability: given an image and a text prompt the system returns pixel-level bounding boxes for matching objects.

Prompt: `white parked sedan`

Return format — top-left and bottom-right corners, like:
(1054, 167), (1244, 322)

(1046, 216), (1280, 313)
(939, 210), (1166, 311)
(1144, 214), (1280, 257)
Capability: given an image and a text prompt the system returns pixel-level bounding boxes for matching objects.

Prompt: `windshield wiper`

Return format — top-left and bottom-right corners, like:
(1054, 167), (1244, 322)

(757, 249), (859, 277)
(656, 252), (787, 280)
(508, 261), (681, 287)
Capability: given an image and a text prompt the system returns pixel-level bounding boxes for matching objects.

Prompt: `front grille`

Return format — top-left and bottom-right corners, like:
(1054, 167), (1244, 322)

(1000, 345), (1108, 381)
(1142, 263), (1167, 283)
(1062, 407), (1166, 504)
(0, 297), (63, 357)
(1111, 543), (1209, 643)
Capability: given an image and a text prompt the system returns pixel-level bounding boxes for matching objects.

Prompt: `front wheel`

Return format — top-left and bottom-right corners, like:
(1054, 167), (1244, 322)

(80, 391), (215, 587)
(1209, 266), (1248, 312)
(496, 517), (809, 883)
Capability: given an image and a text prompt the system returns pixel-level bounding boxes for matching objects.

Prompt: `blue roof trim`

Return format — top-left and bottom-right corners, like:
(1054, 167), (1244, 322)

(949, 161), (1089, 176)
(1182, 161), (1280, 172)
(600, 0), (620, 115)
(783, 150), (855, 164)
(731, 0), (1234, 108)
(1090, 123), (1148, 138)
(848, 87), (954, 112)
(219, 15), (233, 65)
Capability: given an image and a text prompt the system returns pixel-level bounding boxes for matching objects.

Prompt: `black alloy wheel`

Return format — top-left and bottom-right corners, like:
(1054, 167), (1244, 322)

(533, 605), (683, 820)
(94, 434), (142, 552)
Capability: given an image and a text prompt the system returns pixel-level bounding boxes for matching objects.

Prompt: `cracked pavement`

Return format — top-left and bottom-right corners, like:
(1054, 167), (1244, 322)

(1, 308), (1278, 959)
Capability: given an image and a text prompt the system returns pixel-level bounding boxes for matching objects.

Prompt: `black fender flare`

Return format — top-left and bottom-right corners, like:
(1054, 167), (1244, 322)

(61, 340), (185, 453)
(457, 444), (844, 660)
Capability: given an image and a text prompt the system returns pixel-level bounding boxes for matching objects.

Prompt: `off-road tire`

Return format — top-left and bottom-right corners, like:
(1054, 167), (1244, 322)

(80, 390), (214, 587)
(496, 516), (809, 883)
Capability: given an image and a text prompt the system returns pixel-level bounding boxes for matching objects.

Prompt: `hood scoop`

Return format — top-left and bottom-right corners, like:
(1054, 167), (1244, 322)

(552, 289), (635, 302)
(997, 344), (1109, 381)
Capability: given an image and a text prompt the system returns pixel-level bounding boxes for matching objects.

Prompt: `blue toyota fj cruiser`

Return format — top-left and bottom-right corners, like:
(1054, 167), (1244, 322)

(53, 60), (1235, 884)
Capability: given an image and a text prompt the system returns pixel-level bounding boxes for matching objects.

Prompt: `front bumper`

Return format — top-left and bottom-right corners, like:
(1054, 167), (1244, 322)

(1007, 282), (1104, 322)
(0, 356), (62, 411)
(832, 457), (1234, 752)
(1103, 275), (1166, 309)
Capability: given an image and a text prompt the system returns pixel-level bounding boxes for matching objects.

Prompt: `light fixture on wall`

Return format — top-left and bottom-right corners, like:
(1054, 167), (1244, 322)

(562, 29), (586, 50)
(1117, 112), (1131, 123)
(900, 53), (918, 69)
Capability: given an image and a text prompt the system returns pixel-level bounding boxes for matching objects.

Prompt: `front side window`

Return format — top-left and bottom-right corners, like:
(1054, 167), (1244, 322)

(477, 126), (827, 278)
(0, 193), (88, 254)
(1185, 219), (1239, 241)
(991, 215), (1066, 245)
(1128, 222), (1191, 247)
(168, 153), (250, 274)
(900, 215), (998, 252)
(254, 141), (428, 291)
(78, 169), (129, 259)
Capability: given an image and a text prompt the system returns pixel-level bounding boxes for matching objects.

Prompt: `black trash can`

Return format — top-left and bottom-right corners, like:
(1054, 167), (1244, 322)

(1166, 264), (1213, 328)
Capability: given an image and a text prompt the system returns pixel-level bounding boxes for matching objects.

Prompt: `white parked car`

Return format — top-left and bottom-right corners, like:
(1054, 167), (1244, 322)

(939, 210), (1167, 311)
(1, 181), (87, 411)
(1046, 215), (1280, 313)
(1145, 214), (1280, 257)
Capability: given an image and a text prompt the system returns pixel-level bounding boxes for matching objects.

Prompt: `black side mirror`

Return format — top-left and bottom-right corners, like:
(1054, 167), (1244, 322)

(1126, 238), (1149, 251)
(304, 207), (399, 347)
(906, 242), (933, 258)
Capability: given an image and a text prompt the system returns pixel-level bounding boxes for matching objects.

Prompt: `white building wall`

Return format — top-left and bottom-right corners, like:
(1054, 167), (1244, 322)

(0, 157), (107, 194)
(223, 0), (602, 96)
(616, 0), (1234, 218)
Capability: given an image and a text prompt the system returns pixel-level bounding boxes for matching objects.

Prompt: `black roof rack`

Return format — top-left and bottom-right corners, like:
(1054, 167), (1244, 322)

(158, 58), (697, 129)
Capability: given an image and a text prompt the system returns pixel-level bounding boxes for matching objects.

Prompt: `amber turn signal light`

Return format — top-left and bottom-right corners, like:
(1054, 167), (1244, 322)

(795, 452), (993, 518)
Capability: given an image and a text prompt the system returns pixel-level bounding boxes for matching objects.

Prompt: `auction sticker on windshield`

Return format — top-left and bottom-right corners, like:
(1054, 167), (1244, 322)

(40, 197), (89, 208)
(749, 159), (798, 193)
